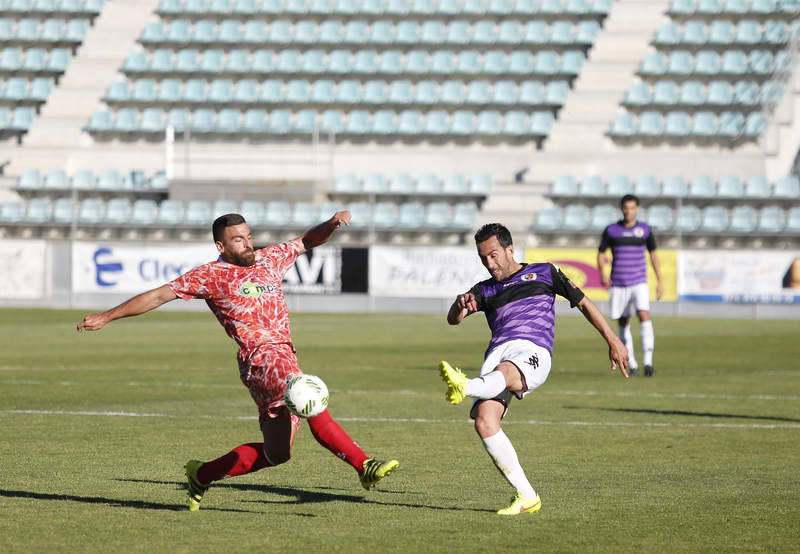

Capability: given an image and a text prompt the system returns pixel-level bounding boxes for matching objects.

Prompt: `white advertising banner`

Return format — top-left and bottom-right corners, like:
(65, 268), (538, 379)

(678, 249), (800, 304)
(0, 240), (46, 299)
(369, 245), (515, 298)
(72, 242), (342, 294)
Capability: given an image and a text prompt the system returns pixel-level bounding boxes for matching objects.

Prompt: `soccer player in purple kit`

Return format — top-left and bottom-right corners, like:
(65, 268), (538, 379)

(438, 223), (629, 515)
(597, 194), (663, 377)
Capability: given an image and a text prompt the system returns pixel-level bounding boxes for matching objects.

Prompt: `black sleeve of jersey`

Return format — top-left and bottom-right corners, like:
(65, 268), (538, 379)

(646, 230), (657, 251)
(549, 264), (585, 308)
(469, 282), (486, 312)
(598, 227), (610, 252)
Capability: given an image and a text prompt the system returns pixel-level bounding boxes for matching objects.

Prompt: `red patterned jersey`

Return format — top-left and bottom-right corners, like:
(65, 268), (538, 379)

(168, 239), (303, 362)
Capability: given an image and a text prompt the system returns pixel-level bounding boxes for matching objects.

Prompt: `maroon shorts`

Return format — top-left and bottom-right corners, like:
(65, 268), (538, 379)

(239, 343), (302, 429)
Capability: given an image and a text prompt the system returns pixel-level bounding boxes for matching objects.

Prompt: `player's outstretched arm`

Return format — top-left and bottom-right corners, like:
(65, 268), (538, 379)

(76, 284), (178, 332)
(447, 292), (477, 325)
(576, 296), (629, 378)
(296, 210), (351, 253)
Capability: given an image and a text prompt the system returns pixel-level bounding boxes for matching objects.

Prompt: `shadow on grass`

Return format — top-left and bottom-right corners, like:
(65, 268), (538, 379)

(0, 488), (256, 513)
(564, 405), (800, 423)
(118, 479), (494, 514)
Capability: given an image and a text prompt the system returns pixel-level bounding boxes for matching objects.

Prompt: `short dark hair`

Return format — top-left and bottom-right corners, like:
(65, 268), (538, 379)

(621, 194), (640, 207)
(212, 213), (246, 242)
(474, 223), (513, 248)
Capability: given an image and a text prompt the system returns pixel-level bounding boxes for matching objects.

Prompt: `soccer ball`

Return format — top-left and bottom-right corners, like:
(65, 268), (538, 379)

(284, 374), (329, 418)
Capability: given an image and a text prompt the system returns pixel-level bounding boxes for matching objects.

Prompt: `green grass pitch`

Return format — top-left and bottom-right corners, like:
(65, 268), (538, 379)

(1, 307), (799, 553)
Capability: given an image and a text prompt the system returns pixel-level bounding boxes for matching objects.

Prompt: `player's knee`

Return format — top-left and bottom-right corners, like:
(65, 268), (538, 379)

(263, 443), (291, 466)
(474, 414), (501, 438)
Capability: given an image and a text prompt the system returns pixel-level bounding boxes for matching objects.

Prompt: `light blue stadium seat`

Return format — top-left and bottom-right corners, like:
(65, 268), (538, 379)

(709, 20), (734, 45)
(624, 82), (651, 106)
(15, 19), (40, 42)
(423, 110), (449, 135)
(241, 108), (266, 133)
(728, 205), (756, 232)
(276, 49), (301, 73)
(522, 21), (548, 45)
(388, 173), (414, 194)
(416, 173), (442, 194)
(607, 175), (632, 196)
(327, 49), (352, 73)
(590, 204), (618, 230)
(188, 109), (214, 133)
(397, 109), (422, 134)
(369, 21), (395, 45)
(285, 0), (309, 14)
(0, 19), (12, 42)
(786, 206), (800, 233)
(250, 49), (274, 73)
(43, 168), (68, 190)
(721, 50), (747, 74)
(723, 0), (748, 12)
(749, 49), (773, 74)
(184, 0), (208, 13)
(95, 169), (123, 191)
(550, 21), (575, 45)
(319, 108), (345, 134)
(353, 50), (378, 73)
(294, 20), (318, 45)
(9, 106), (35, 131)
(735, 19), (761, 44)
(165, 107), (190, 131)
(653, 81), (679, 105)
(386, 0), (409, 16)
(379, 50), (404, 74)
(691, 111), (717, 136)
(104, 198), (132, 225)
(516, 81), (543, 105)
(430, 50), (455, 73)
(578, 175), (604, 196)
(316, 20), (342, 44)
(640, 52), (667, 76)
(286, 79), (310, 103)
(343, 20), (368, 45)
(260, 79), (283, 103)
(405, 49), (429, 74)
(156, 199), (184, 225)
(744, 111), (765, 136)
(423, 201), (452, 228)
(609, 113), (635, 137)
(655, 22), (681, 45)
(638, 111), (664, 136)
(446, 20), (471, 45)
(666, 50), (692, 75)
(576, 20), (600, 44)
(373, 110), (397, 133)
(0, 47), (22, 71)
(242, 20), (267, 43)
(182, 78), (207, 102)
(148, 49), (173, 73)
(562, 204), (590, 231)
(0, 200), (24, 223)
(183, 200), (212, 225)
(217, 108), (241, 133)
(310, 79), (334, 103)
(717, 175), (744, 197)
(411, 80), (436, 104)
(476, 110), (502, 134)
(689, 174), (715, 197)
(450, 110), (475, 135)
(465, 80), (491, 104)
(267, 109), (291, 134)
(439, 80), (464, 104)
(662, 175), (689, 196)
(665, 111), (690, 137)
(451, 201), (478, 229)
(210, 0), (236, 15)
(43, 19), (69, 42)
(634, 175), (661, 198)
(52, 197), (76, 224)
(412, 0), (438, 14)
(561, 50), (585, 75)
(700, 205), (728, 232)
(46, 47), (69, 72)
(157, 0), (181, 12)
(473, 20), (497, 45)
(362, 79), (387, 104)
(343, 109), (368, 133)
(149, 172), (169, 191)
(442, 173), (468, 195)
(191, 20), (218, 44)
(744, 175), (770, 198)
(140, 107), (165, 132)
(335, 80), (361, 104)
(647, 205), (674, 231)
(773, 175), (800, 199)
(717, 111), (744, 136)
(287, 202), (316, 228)
(18, 168), (43, 190)
(735, 79), (760, 105)
(132, 78), (157, 102)
(112, 108), (138, 133)
(695, 50), (721, 74)
(395, 20), (420, 44)
(482, 50), (507, 75)
(492, 80), (517, 105)
(679, 80), (704, 105)
(682, 20), (708, 44)
(372, 201), (399, 227)
(698, 0), (724, 13)
(105, 80), (129, 102)
(200, 49), (225, 73)
(497, 20), (522, 45)
(454, 50), (482, 74)
(24, 197), (51, 223)
(760, 81), (784, 105)
(174, 49), (199, 73)
(237, 200), (264, 226)
(532, 207), (562, 231)
(318, 200), (344, 222)
(420, 20), (445, 44)
(397, 201), (425, 228)
(233, 79), (258, 103)
(707, 80), (733, 105)
(757, 204), (786, 233)
(4, 77), (28, 101)
(500, 110), (527, 135)
(675, 205), (701, 231)
(552, 174), (578, 196)
(334, 173), (360, 193)
(763, 19), (788, 44)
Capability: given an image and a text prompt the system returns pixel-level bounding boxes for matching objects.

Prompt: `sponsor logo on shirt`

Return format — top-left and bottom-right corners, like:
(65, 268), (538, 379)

(239, 281), (274, 298)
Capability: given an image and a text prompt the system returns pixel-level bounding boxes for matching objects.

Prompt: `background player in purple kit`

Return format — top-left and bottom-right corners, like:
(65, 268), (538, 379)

(438, 223), (629, 516)
(597, 194), (663, 377)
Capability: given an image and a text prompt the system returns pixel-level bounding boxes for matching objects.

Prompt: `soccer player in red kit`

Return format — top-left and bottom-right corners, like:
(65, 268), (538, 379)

(77, 211), (398, 511)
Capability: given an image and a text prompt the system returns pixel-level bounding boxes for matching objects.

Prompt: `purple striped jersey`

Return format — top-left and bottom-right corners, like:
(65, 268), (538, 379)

(598, 220), (657, 287)
(468, 263), (585, 356)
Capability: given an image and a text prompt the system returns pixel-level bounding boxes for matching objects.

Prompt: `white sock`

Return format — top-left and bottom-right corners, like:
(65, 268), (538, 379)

(641, 320), (654, 366)
(465, 371), (507, 399)
(482, 430), (536, 499)
(620, 324), (638, 368)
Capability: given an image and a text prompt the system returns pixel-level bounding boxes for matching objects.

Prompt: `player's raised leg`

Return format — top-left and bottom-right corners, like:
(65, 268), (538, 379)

(474, 400), (541, 515)
(439, 360), (521, 405)
(184, 408), (297, 511)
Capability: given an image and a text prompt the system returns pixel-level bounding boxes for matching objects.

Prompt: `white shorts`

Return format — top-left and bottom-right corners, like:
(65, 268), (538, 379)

(470, 339), (552, 419)
(609, 282), (650, 320)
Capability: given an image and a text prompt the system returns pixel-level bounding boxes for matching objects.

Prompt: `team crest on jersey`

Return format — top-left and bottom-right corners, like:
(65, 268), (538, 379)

(633, 227), (645, 237)
(521, 273), (537, 281)
(239, 281), (269, 298)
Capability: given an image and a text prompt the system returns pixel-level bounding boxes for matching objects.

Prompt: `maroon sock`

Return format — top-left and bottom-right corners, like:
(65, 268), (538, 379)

(308, 409), (369, 471)
(197, 442), (272, 484)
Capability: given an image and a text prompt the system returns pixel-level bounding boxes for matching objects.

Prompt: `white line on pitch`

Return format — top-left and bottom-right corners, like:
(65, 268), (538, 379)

(2, 410), (799, 430)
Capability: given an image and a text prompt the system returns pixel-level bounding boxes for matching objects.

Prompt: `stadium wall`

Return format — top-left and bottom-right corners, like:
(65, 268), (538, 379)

(1, 239), (799, 319)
